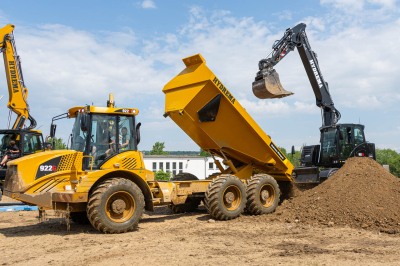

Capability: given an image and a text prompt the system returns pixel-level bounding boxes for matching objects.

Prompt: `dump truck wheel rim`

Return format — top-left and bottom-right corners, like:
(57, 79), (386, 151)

(260, 184), (275, 207)
(223, 185), (242, 211)
(105, 191), (135, 223)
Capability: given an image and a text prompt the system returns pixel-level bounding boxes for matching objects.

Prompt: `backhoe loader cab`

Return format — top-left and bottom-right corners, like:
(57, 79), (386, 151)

(51, 104), (140, 169)
(0, 129), (43, 195)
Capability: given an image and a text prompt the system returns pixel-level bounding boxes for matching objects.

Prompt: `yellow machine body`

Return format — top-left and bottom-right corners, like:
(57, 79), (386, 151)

(163, 54), (293, 182)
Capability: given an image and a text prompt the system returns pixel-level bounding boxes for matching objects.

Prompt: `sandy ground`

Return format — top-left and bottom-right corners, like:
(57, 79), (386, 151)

(1, 197), (399, 266)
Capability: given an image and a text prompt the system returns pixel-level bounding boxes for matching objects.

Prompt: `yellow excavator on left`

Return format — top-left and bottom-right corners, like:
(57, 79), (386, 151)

(0, 24), (44, 196)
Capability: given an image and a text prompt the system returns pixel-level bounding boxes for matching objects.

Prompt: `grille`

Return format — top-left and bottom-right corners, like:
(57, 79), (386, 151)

(58, 153), (82, 171)
(122, 158), (137, 169)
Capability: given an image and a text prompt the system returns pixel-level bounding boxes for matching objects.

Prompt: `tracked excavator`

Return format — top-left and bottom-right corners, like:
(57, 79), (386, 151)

(0, 24), (44, 195)
(252, 23), (376, 185)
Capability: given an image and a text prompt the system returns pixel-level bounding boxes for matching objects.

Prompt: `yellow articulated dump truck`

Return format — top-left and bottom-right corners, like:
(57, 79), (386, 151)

(3, 54), (293, 234)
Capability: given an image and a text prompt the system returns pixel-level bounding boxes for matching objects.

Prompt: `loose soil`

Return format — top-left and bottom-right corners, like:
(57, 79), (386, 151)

(275, 157), (400, 234)
(1, 157), (400, 265)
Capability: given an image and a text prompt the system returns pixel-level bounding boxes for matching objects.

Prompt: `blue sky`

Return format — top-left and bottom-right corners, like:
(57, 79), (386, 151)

(0, 0), (399, 152)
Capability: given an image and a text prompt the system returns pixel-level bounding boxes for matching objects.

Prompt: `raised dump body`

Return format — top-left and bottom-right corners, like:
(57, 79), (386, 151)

(163, 54), (293, 182)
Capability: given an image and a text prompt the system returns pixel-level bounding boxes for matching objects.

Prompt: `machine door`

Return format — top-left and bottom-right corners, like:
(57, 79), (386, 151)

(319, 127), (339, 166)
(338, 125), (354, 159)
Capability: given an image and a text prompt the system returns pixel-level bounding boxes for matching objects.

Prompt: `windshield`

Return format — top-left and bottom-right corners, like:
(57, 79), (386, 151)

(71, 113), (87, 152)
(320, 127), (338, 163)
(72, 113), (137, 169)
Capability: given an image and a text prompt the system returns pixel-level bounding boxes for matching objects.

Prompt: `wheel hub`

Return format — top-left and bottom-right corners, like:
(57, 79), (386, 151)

(111, 199), (126, 214)
(260, 189), (270, 201)
(225, 191), (235, 205)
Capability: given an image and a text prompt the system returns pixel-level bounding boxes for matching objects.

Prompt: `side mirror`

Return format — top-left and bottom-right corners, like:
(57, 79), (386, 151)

(291, 145), (295, 156)
(136, 122), (141, 145)
(50, 124), (57, 138)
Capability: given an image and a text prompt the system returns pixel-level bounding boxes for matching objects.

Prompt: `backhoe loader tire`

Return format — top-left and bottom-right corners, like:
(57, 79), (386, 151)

(87, 178), (144, 234)
(70, 211), (90, 225)
(246, 174), (280, 215)
(204, 174), (246, 220)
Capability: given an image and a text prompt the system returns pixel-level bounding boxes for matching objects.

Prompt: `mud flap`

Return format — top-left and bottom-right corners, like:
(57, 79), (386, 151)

(252, 68), (293, 99)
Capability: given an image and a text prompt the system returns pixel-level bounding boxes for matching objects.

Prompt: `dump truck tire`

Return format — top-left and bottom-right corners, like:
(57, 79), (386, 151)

(87, 178), (145, 234)
(70, 211), (90, 225)
(246, 174), (280, 215)
(204, 174), (246, 220)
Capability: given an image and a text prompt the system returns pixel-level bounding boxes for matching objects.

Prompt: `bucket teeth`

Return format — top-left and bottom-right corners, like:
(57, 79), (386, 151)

(252, 69), (293, 99)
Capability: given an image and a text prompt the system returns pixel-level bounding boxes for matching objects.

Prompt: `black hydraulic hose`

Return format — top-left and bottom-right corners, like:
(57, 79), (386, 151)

(27, 115), (37, 130)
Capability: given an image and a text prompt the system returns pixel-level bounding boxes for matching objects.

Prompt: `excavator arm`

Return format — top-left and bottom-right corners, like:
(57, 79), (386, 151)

(252, 23), (341, 127)
(0, 24), (36, 130)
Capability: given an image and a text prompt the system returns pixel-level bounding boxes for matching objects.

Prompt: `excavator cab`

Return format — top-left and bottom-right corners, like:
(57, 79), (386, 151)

(318, 124), (375, 167)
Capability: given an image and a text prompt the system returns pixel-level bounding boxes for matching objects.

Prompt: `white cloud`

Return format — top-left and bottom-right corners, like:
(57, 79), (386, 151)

(275, 10), (292, 21)
(141, 0), (156, 9)
(1, 4), (399, 151)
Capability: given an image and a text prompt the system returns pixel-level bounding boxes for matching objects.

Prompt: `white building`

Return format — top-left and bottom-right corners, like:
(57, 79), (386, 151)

(143, 155), (221, 179)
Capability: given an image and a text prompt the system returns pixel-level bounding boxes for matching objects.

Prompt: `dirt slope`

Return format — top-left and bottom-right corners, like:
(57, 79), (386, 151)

(275, 157), (400, 233)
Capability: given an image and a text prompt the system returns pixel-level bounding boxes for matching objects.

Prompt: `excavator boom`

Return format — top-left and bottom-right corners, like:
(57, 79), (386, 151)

(0, 24), (36, 130)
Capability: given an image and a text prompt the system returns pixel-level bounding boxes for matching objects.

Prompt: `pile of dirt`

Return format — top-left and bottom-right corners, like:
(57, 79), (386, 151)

(276, 157), (400, 234)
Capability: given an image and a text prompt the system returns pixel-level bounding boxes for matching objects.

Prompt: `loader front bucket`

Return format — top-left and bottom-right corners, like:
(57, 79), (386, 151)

(252, 68), (293, 99)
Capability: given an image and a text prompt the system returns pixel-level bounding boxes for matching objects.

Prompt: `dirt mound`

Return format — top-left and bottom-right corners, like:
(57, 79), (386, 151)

(276, 157), (400, 234)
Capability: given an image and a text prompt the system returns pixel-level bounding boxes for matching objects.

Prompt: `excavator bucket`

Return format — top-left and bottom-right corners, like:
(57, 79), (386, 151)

(252, 69), (294, 99)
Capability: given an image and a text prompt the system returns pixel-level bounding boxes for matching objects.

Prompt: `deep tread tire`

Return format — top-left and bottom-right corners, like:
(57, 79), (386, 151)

(246, 174), (280, 215)
(87, 178), (145, 234)
(70, 211), (90, 225)
(204, 174), (246, 221)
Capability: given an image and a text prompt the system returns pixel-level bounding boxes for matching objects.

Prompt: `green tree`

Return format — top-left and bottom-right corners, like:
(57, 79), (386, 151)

(150, 141), (169, 155)
(199, 149), (210, 157)
(47, 137), (67, 150)
(155, 170), (171, 181)
(280, 146), (301, 167)
(376, 148), (400, 177)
